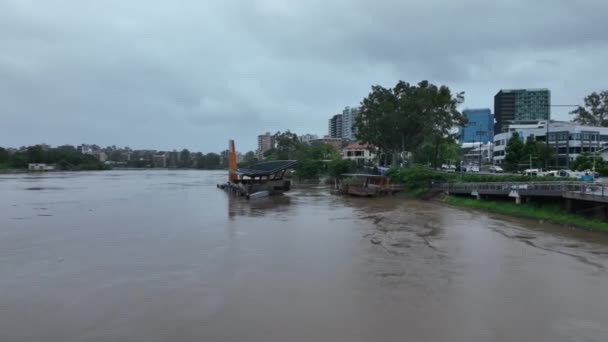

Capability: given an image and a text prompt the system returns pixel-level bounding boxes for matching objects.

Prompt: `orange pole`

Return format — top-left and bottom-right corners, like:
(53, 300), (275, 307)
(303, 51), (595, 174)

(228, 139), (238, 182)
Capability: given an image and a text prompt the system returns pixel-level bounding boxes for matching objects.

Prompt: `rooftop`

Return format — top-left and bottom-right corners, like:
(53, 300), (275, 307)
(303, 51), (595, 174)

(343, 143), (375, 150)
(233, 160), (297, 177)
(498, 88), (550, 93)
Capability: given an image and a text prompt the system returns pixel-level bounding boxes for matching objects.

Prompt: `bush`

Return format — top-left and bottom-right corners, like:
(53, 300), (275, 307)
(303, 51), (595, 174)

(396, 165), (448, 189)
(295, 159), (323, 179)
(328, 159), (357, 179)
(388, 165), (582, 190)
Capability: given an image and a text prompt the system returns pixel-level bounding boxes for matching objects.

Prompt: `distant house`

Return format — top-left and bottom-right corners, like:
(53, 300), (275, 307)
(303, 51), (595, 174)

(28, 163), (56, 171)
(153, 154), (167, 168)
(342, 143), (377, 165)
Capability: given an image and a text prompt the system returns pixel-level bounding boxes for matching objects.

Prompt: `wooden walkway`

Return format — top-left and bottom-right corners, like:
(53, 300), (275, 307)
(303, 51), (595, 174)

(436, 182), (608, 204)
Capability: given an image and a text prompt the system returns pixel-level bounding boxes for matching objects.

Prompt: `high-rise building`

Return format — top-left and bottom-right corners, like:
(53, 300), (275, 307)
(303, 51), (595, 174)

(299, 134), (319, 144)
(341, 106), (360, 141)
(257, 132), (274, 158)
(328, 114), (343, 138)
(494, 89), (550, 134)
(459, 108), (494, 144)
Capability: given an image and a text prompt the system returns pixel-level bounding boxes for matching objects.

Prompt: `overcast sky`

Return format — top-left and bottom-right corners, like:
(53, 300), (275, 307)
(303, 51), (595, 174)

(1, 0), (607, 152)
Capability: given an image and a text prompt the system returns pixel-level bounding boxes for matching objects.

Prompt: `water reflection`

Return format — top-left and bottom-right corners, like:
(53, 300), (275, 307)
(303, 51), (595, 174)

(227, 193), (293, 219)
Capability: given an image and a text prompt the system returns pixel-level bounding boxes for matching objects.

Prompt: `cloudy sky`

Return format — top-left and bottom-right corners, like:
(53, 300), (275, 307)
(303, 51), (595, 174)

(1, 0), (607, 152)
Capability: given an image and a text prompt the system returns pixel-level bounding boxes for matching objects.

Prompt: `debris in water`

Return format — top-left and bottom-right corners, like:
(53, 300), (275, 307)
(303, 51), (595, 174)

(370, 238), (382, 245)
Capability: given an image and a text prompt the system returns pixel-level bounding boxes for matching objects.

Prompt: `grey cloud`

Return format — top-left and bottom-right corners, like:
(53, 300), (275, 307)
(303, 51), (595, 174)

(1, 0), (607, 151)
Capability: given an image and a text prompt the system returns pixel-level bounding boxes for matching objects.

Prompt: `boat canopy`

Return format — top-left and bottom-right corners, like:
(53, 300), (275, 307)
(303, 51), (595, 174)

(233, 160), (298, 177)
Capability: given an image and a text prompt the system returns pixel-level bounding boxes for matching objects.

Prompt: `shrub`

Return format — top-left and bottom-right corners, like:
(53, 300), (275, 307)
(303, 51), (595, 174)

(388, 165), (582, 189)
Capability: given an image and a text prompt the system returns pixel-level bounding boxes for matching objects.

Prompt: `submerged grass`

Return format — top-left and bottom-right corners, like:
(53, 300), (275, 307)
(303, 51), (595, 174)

(444, 195), (608, 233)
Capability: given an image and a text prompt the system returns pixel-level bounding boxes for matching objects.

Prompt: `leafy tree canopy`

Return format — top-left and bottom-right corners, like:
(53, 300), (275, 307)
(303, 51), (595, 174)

(571, 90), (608, 126)
(354, 80), (466, 165)
(504, 132), (524, 171)
(572, 152), (605, 172)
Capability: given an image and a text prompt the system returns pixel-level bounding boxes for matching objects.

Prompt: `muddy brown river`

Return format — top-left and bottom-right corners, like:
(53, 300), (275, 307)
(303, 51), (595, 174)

(2, 170), (608, 341)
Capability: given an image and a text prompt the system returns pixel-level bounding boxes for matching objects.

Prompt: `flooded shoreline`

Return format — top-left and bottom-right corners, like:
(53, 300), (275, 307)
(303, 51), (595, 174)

(2, 170), (608, 341)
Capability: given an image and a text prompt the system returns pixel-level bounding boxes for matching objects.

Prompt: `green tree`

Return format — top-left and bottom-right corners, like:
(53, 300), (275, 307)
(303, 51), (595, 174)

(194, 152), (205, 169)
(414, 135), (462, 168)
(521, 136), (538, 169)
(570, 90), (608, 126)
(0, 147), (9, 164)
(244, 151), (257, 162)
(328, 158), (356, 179)
(109, 150), (123, 162)
(504, 132), (525, 171)
(355, 80), (466, 166)
(273, 131), (301, 160)
(300, 142), (339, 161)
(291, 143), (341, 178)
(296, 159), (323, 179)
(518, 136), (554, 169)
(536, 141), (554, 169)
(179, 149), (191, 168)
(238, 151), (259, 168)
(204, 153), (221, 169)
(571, 152), (605, 171)
(26, 145), (45, 163)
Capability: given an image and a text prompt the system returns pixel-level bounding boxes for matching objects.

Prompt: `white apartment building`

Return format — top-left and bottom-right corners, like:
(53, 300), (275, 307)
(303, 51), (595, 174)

(299, 134), (319, 144)
(341, 106), (360, 141)
(493, 121), (608, 167)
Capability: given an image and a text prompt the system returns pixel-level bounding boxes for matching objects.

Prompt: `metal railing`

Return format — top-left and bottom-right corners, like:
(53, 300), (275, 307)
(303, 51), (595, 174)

(434, 181), (608, 199)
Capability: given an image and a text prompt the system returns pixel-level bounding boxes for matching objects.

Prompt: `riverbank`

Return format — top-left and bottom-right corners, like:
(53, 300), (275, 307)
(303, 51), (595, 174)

(443, 195), (608, 233)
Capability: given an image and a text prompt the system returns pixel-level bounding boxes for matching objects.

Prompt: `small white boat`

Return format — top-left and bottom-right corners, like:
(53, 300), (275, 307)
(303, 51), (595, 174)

(248, 191), (269, 200)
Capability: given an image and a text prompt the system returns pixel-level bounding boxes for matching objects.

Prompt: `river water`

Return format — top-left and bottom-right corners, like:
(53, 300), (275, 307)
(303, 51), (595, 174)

(2, 170), (608, 341)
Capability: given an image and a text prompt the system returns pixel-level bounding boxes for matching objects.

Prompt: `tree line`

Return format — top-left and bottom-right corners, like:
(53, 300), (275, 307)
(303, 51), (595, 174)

(0, 145), (108, 170)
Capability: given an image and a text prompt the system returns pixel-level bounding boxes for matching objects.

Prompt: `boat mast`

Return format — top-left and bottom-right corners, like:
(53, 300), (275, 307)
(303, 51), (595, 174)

(228, 139), (238, 182)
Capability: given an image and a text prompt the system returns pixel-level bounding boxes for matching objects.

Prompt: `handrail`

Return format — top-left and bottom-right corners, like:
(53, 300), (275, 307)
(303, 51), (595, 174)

(434, 181), (608, 199)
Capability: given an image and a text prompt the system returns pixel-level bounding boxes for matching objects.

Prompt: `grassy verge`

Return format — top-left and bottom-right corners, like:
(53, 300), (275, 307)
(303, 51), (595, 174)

(444, 195), (608, 233)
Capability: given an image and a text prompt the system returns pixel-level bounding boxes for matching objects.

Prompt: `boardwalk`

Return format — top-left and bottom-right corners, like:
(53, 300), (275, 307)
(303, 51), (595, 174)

(436, 181), (608, 204)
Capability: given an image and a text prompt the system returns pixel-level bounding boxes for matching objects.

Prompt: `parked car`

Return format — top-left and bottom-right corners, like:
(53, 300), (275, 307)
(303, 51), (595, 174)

(441, 164), (457, 172)
(465, 165), (480, 173)
(523, 168), (541, 176)
(488, 165), (504, 173)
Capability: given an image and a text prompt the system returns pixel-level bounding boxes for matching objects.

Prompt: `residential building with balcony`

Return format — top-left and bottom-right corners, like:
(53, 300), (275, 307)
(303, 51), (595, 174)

(257, 132), (274, 158)
(328, 114), (343, 138)
(341, 106), (360, 141)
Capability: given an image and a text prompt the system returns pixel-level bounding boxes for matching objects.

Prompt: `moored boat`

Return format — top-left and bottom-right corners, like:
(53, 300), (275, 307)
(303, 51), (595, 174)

(338, 173), (403, 197)
(218, 139), (297, 199)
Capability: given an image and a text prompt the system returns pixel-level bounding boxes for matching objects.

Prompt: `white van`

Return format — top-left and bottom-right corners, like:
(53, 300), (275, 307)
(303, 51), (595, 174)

(523, 168), (541, 176)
